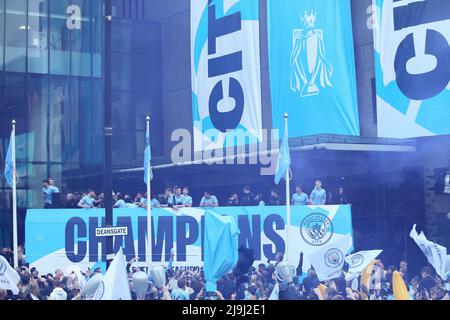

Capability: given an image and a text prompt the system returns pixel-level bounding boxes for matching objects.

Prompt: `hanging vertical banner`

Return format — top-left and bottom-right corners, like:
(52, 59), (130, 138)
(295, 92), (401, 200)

(373, 0), (450, 138)
(267, 0), (360, 138)
(191, 0), (262, 152)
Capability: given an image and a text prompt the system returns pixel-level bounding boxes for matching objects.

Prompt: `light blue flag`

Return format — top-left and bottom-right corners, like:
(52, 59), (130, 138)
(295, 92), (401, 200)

(143, 124), (152, 184)
(268, 0), (360, 138)
(274, 123), (291, 185)
(204, 210), (240, 292)
(4, 132), (13, 188)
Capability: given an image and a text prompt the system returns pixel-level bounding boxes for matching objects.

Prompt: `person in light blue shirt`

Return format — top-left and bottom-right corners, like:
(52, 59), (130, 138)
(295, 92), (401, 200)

(139, 193), (161, 208)
(114, 194), (127, 208)
(169, 279), (190, 300)
(151, 197), (161, 208)
(42, 178), (60, 208)
(182, 187), (193, 207)
(199, 191), (218, 208)
(292, 185), (309, 205)
(310, 180), (326, 205)
(161, 187), (174, 207)
(172, 186), (186, 209)
(78, 189), (96, 208)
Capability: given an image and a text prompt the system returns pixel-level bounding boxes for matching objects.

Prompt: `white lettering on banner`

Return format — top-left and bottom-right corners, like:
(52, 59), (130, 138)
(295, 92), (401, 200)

(67, 5), (81, 30)
(25, 206), (353, 275)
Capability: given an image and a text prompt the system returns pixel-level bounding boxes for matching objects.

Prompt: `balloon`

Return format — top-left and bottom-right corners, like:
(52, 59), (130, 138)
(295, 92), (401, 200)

(80, 273), (103, 300)
(132, 271), (149, 300)
(149, 265), (166, 290)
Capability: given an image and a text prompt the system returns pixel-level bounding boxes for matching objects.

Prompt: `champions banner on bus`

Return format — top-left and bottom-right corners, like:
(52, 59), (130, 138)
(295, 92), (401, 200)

(191, 0), (262, 152)
(267, 0), (360, 138)
(25, 205), (353, 275)
(373, 0), (450, 138)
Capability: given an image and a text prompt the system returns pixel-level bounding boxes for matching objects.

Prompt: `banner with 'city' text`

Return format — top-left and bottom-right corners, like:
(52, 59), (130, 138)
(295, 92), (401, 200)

(191, 0), (262, 152)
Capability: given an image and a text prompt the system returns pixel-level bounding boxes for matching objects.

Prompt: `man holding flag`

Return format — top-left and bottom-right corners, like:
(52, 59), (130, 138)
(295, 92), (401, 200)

(3, 120), (18, 269)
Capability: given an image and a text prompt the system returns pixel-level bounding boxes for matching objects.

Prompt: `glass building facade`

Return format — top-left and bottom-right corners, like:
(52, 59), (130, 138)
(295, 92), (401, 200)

(0, 0), (162, 247)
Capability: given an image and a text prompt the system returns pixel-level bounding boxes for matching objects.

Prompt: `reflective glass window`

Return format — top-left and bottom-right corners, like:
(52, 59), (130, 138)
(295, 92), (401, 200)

(28, 0), (49, 74)
(5, 0), (27, 72)
(49, 0), (70, 75)
(0, 0), (4, 70)
(27, 74), (49, 162)
(70, 0), (91, 77)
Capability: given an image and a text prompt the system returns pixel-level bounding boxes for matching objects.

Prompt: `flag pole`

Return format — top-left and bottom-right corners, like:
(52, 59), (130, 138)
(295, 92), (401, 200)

(284, 113), (290, 264)
(11, 119), (18, 269)
(146, 115), (152, 271)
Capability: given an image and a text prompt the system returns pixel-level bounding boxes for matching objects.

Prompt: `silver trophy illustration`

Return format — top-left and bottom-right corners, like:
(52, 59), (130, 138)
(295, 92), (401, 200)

(290, 10), (333, 98)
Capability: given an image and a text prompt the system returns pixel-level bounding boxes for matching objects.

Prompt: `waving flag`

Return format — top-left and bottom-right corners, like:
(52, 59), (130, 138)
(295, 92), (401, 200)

(410, 224), (447, 279)
(392, 271), (411, 300)
(345, 250), (383, 281)
(3, 132), (13, 188)
(0, 255), (20, 294)
(274, 120), (291, 184)
(309, 235), (352, 281)
(143, 122), (153, 184)
(204, 210), (240, 292)
(93, 248), (131, 300)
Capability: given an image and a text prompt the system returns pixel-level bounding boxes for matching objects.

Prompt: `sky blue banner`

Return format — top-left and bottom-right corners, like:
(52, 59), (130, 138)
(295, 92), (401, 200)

(267, 0), (360, 138)
(191, 0), (263, 152)
(373, 0), (450, 138)
(25, 205), (352, 275)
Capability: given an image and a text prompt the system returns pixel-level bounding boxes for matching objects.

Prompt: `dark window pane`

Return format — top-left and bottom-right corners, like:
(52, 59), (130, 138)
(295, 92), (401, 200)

(27, 74), (49, 162)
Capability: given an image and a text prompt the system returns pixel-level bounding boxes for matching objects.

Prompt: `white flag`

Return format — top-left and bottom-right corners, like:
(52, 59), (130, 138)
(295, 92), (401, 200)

(309, 235), (353, 282)
(269, 281), (279, 300)
(92, 248), (131, 300)
(66, 265), (87, 289)
(345, 250), (383, 281)
(410, 224), (447, 280)
(0, 255), (20, 295)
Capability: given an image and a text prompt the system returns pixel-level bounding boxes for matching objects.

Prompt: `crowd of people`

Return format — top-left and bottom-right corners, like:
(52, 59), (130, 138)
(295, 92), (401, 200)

(1, 247), (449, 300)
(42, 178), (349, 210)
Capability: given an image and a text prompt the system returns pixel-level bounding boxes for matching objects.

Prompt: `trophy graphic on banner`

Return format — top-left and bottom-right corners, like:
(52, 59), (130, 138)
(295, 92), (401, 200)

(290, 10), (333, 98)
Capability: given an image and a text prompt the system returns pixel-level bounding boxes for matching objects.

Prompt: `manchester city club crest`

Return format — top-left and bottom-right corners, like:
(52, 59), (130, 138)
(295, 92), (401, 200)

(290, 10), (333, 98)
(324, 248), (344, 268)
(0, 259), (6, 276)
(93, 280), (105, 300)
(300, 213), (333, 246)
(350, 253), (364, 268)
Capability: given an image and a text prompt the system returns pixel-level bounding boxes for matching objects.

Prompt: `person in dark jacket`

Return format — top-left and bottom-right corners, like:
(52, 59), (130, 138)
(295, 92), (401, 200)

(302, 268), (320, 296)
(336, 187), (348, 204)
(240, 185), (256, 206)
(227, 193), (239, 206)
(418, 266), (435, 293)
(268, 188), (283, 206)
